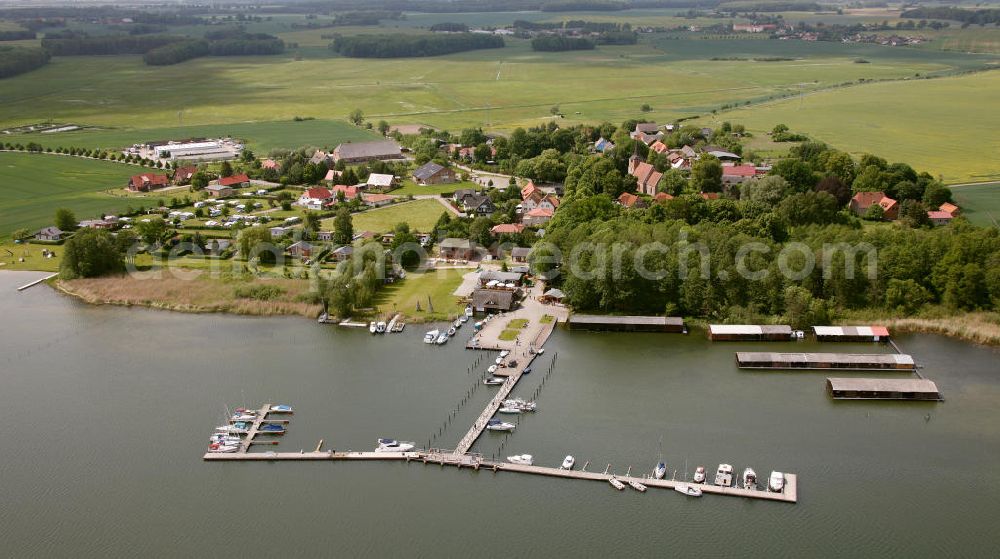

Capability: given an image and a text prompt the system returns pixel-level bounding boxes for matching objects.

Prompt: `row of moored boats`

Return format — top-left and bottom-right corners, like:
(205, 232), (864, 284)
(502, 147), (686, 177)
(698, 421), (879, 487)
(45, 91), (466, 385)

(424, 307), (473, 345)
(207, 405), (293, 453)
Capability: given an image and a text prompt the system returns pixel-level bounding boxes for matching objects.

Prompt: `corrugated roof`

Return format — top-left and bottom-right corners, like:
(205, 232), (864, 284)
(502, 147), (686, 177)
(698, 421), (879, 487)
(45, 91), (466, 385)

(737, 352), (914, 366)
(827, 378), (939, 394)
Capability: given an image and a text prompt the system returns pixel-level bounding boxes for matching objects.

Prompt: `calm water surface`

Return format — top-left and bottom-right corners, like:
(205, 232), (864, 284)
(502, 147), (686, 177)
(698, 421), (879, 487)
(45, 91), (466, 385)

(1, 271), (999, 557)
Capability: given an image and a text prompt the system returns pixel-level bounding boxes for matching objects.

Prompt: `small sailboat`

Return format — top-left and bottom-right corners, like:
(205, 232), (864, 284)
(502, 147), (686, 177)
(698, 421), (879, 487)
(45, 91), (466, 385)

(486, 419), (515, 431)
(674, 483), (703, 497)
(375, 438), (415, 452)
(608, 477), (626, 491)
(742, 468), (758, 490)
(484, 377), (505, 386)
(653, 462), (667, 480)
(507, 454), (533, 465)
(627, 480), (647, 493)
(561, 455), (575, 470)
(424, 329), (439, 344)
(768, 471), (785, 493)
(693, 465), (706, 484)
(369, 321), (378, 334)
(269, 404), (293, 414)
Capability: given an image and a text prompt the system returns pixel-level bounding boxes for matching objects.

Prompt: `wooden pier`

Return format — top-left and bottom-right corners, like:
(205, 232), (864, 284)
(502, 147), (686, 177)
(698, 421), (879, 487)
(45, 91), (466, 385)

(736, 352), (915, 371)
(453, 352), (538, 455)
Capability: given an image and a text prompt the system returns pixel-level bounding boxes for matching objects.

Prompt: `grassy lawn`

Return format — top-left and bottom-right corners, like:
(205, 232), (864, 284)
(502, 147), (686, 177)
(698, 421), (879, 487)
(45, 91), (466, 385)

(498, 329), (520, 341)
(372, 268), (467, 321)
(0, 152), (139, 237)
(330, 199), (449, 234)
(0, 241), (61, 272)
(952, 182), (1000, 228)
(507, 318), (529, 329)
(540, 314), (554, 324)
(391, 180), (478, 197)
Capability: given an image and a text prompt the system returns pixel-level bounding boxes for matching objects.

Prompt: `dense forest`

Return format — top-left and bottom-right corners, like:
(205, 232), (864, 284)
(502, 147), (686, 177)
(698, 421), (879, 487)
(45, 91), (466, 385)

(143, 40), (210, 66)
(0, 45), (50, 78)
(41, 29), (284, 66)
(40, 34), (185, 56)
(330, 33), (504, 58)
(901, 7), (1000, 26)
(531, 36), (596, 51)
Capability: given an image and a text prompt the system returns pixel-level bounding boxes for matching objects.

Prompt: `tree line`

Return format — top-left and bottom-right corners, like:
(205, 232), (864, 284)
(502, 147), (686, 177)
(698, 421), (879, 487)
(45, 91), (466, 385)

(330, 33), (504, 58)
(0, 29), (35, 41)
(41, 34), (186, 56)
(901, 7), (1000, 26)
(0, 45), (51, 79)
(531, 36), (595, 51)
(42, 30), (285, 66)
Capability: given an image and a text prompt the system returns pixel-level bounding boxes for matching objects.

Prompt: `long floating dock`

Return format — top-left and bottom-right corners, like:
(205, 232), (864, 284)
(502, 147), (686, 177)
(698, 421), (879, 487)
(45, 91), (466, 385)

(568, 315), (685, 333)
(827, 377), (942, 401)
(736, 352), (915, 371)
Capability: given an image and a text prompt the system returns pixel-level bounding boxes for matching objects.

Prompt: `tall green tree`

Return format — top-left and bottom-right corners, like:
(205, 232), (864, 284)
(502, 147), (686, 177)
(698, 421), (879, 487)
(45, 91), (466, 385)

(60, 228), (124, 279)
(333, 207), (353, 245)
(54, 208), (77, 231)
(690, 154), (723, 193)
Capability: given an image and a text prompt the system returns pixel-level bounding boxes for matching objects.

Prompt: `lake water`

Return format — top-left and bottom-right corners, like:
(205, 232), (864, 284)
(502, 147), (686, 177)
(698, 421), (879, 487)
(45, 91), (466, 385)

(2, 271), (999, 557)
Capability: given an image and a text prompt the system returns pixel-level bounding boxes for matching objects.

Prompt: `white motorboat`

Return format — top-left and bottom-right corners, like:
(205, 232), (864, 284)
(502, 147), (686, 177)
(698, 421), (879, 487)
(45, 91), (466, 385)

(375, 438), (415, 453)
(369, 321), (378, 334)
(453, 319), (462, 329)
(484, 377), (505, 386)
(460, 314), (469, 323)
(498, 407), (521, 414)
(495, 357), (504, 365)
(215, 425), (248, 435)
(424, 329), (439, 344)
(674, 483), (703, 497)
(486, 419), (515, 431)
(536, 348), (545, 355)
(507, 454), (533, 465)
(561, 455), (575, 470)
(210, 435), (241, 445)
(499, 350), (510, 358)
(768, 471), (785, 493)
(465, 306), (473, 317)
(376, 321), (387, 333)
(447, 327), (457, 336)
(207, 443), (240, 453)
(627, 480), (647, 492)
(436, 333), (448, 345)
(608, 477), (626, 491)
(230, 413), (256, 422)
(487, 364), (498, 374)
(714, 464), (734, 487)
(742, 468), (758, 490)
(693, 465), (707, 484)
(502, 399), (536, 411)
(653, 462), (667, 480)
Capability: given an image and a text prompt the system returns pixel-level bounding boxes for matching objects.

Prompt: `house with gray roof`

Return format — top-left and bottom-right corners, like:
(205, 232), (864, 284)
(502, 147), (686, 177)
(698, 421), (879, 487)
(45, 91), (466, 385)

(331, 140), (403, 164)
(413, 162), (456, 185)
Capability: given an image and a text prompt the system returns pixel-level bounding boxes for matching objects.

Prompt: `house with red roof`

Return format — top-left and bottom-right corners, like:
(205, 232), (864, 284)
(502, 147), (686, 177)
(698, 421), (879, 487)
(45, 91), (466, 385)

(700, 192), (720, 200)
(927, 211), (954, 226)
(721, 165), (759, 186)
(617, 192), (648, 209)
(262, 159), (279, 170)
(938, 202), (960, 216)
(522, 207), (554, 226)
(330, 184), (361, 200)
(297, 186), (333, 210)
(654, 192), (674, 203)
(628, 155), (663, 196)
(362, 193), (395, 208)
(217, 174), (250, 188)
(850, 191), (899, 220)
(127, 172), (170, 192)
(172, 166), (197, 185)
(521, 180), (542, 201)
(491, 223), (526, 236)
(649, 140), (669, 154)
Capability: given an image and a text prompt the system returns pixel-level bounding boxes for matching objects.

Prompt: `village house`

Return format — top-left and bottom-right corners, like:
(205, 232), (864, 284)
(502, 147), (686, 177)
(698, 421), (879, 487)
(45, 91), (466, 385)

(35, 226), (63, 241)
(650, 140), (669, 154)
(330, 184), (361, 200)
(286, 240), (316, 259)
(594, 137), (615, 153)
(127, 172), (170, 192)
(173, 166), (197, 185)
(511, 246), (531, 263)
(927, 211), (954, 226)
(309, 150), (332, 166)
(523, 207), (554, 226)
(269, 226), (292, 239)
(722, 164), (760, 186)
(78, 219), (116, 230)
(700, 192), (720, 200)
(362, 193), (395, 208)
(217, 174), (250, 189)
(654, 192), (674, 203)
(453, 188), (477, 205)
(850, 191), (899, 220)
(617, 192), (648, 209)
(705, 147), (741, 161)
(412, 162), (457, 185)
(366, 173), (396, 190)
(330, 245), (354, 262)
(471, 287), (518, 314)
(938, 202), (960, 217)
(628, 154), (663, 196)
(480, 270), (525, 287)
(540, 288), (566, 304)
(317, 230), (334, 242)
(462, 194), (496, 216)
(262, 159), (279, 170)
(331, 140), (403, 164)
(323, 169), (343, 183)
(204, 184), (235, 198)
(491, 223), (525, 236)
(297, 187), (333, 210)
(439, 238), (475, 260)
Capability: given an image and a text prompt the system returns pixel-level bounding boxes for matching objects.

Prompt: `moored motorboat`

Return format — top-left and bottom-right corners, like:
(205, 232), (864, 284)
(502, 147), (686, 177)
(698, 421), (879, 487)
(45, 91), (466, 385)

(501, 399), (535, 411)
(487, 364), (498, 374)
(460, 314), (469, 323)
(742, 468), (757, 490)
(627, 480), (647, 492)
(523, 367), (532, 374)
(208, 443), (240, 453)
(259, 423), (286, 434)
(653, 462), (667, 480)
(486, 419), (515, 431)
(230, 413), (256, 422)
(375, 438), (415, 452)
(436, 333), (448, 345)
(270, 404), (293, 414)
(507, 454), (533, 465)
(376, 321), (387, 333)
(453, 319), (462, 329)
(693, 465), (707, 484)
(474, 321), (483, 331)
(495, 357), (504, 365)
(465, 306), (473, 317)
(424, 329), (439, 344)
(714, 463), (734, 487)
(210, 435), (241, 445)
(608, 477), (626, 491)
(499, 350), (510, 358)
(215, 425), (248, 434)
(447, 327), (457, 337)
(498, 407), (522, 414)
(484, 377), (504, 386)
(369, 321), (378, 334)
(561, 455), (575, 470)
(768, 471), (785, 493)
(674, 483), (703, 497)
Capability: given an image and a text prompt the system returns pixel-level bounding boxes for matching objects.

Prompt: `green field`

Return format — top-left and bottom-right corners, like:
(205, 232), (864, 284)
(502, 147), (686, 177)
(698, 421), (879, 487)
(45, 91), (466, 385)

(328, 199), (449, 234)
(696, 71), (1000, 183)
(0, 152), (141, 236)
(373, 267), (467, 321)
(952, 182), (1000, 227)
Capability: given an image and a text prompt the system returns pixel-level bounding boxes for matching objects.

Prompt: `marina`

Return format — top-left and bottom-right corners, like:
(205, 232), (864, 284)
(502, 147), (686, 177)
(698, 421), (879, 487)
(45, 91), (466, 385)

(709, 324), (794, 341)
(735, 352), (916, 371)
(568, 315), (686, 333)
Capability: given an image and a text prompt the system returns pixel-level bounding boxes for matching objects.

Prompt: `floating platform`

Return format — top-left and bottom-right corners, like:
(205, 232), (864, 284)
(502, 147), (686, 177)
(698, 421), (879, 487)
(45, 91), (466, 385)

(827, 378), (942, 401)
(709, 324), (792, 341)
(813, 325), (889, 343)
(736, 352), (915, 371)
(569, 315), (685, 333)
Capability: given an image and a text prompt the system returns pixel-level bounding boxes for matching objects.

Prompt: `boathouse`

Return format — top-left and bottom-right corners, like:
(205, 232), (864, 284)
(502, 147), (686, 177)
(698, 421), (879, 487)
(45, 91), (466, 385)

(568, 315), (685, 332)
(826, 378), (942, 401)
(813, 325), (890, 342)
(709, 324), (792, 341)
(736, 352), (915, 371)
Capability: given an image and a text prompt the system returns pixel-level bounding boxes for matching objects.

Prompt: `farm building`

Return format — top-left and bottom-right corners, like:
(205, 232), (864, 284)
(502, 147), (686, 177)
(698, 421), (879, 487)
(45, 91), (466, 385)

(826, 378), (942, 401)
(709, 324), (792, 341)
(331, 140), (402, 164)
(813, 326), (890, 342)
(850, 191), (899, 220)
(471, 288), (518, 314)
(413, 162), (456, 185)
(127, 173), (169, 192)
(736, 352), (915, 371)
(204, 184), (235, 198)
(217, 174), (250, 188)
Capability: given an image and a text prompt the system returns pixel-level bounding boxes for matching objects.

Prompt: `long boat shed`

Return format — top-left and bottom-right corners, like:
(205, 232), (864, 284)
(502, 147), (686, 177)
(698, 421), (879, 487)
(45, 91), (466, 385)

(813, 325), (890, 342)
(827, 378), (942, 401)
(736, 352), (915, 371)
(709, 324), (792, 341)
(569, 315), (685, 332)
